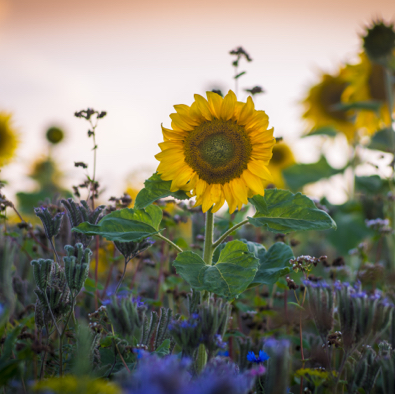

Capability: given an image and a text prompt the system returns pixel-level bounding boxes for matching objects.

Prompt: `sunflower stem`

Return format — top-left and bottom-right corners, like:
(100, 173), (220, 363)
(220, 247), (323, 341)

(203, 209), (214, 266)
(212, 218), (249, 251)
(155, 233), (183, 253)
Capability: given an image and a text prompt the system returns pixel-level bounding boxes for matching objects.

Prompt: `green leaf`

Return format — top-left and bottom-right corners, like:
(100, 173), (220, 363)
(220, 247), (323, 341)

(134, 173), (190, 209)
(173, 240), (259, 300)
(234, 71), (246, 79)
(355, 175), (385, 194)
(213, 238), (265, 263)
(368, 128), (394, 152)
(249, 242), (294, 287)
(72, 205), (163, 242)
(303, 126), (337, 137)
(331, 100), (382, 112)
(248, 189), (336, 233)
(282, 157), (344, 191)
(155, 339), (170, 357)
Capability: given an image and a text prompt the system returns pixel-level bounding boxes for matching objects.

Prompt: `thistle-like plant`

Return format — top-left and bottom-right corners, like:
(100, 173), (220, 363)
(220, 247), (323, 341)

(61, 198), (105, 247)
(63, 243), (92, 298)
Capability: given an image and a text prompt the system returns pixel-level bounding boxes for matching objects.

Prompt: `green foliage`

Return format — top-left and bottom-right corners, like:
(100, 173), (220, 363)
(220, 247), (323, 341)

(249, 242), (294, 287)
(173, 240), (259, 300)
(134, 173), (190, 209)
(355, 175), (386, 194)
(248, 189), (337, 233)
(303, 126), (337, 137)
(332, 100), (382, 112)
(73, 205), (163, 242)
(368, 128), (393, 152)
(282, 156), (344, 191)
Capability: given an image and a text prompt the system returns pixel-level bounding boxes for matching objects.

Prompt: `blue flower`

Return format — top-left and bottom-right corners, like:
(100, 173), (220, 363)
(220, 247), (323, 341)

(247, 350), (270, 363)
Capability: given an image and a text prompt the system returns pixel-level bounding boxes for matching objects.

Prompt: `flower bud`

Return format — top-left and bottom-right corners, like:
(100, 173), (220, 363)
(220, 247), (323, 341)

(31, 259), (53, 292)
(63, 243), (92, 297)
(114, 238), (154, 262)
(34, 207), (64, 240)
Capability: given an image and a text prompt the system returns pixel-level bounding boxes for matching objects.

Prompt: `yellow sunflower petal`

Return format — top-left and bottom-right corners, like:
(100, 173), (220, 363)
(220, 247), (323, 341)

(212, 190), (225, 213)
(245, 110), (269, 131)
(238, 96), (255, 125)
(169, 113), (195, 131)
(161, 125), (186, 141)
(242, 169), (266, 196)
(206, 91), (223, 119)
(230, 177), (249, 205)
(220, 90), (237, 121)
(194, 94), (213, 121)
(174, 104), (200, 126)
(223, 182), (237, 214)
(247, 160), (273, 181)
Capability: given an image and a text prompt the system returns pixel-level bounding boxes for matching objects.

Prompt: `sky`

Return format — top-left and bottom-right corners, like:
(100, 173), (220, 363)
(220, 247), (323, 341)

(0, 0), (394, 204)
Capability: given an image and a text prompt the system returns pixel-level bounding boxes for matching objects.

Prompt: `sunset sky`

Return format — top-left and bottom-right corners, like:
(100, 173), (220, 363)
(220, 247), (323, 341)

(1, 0), (394, 203)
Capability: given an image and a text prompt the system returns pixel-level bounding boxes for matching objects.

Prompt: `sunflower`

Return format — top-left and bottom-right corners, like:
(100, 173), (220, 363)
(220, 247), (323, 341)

(302, 71), (357, 142)
(155, 90), (275, 213)
(342, 52), (394, 135)
(0, 113), (18, 167)
(266, 141), (296, 189)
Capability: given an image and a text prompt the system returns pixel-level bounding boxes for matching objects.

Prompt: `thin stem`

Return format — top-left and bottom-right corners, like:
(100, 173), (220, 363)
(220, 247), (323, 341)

(49, 237), (60, 264)
(111, 326), (131, 373)
(40, 319), (50, 379)
(203, 210), (214, 265)
(212, 219), (249, 251)
(154, 233), (183, 253)
(43, 292), (61, 335)
(94, 235), (99, 310)
(115, 259), (129, 294)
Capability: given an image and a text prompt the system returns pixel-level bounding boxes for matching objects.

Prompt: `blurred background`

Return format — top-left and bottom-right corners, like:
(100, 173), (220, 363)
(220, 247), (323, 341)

(0, 0), (394, 206)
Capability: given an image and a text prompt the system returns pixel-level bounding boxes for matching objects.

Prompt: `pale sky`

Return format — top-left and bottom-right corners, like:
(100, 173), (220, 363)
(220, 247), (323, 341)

(1, 0), (394, 204)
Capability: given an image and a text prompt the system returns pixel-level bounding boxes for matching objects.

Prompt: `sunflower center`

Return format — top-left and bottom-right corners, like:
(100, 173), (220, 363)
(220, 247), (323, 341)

(184, 119), (252, 184)
(320, 80), (348, 121)
(271, 147), (285, 164)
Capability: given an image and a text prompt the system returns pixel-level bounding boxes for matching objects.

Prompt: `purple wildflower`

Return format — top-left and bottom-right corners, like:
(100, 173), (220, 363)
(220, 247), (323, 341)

(247, 350), (270, 363)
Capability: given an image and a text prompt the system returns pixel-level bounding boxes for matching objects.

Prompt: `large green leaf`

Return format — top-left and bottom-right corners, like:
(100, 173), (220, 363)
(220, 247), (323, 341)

(213, 238), (266, 263)
(173, 240), (259, 300)
(368, 128), (394, 152)
(248, 189), (336, 233)
(249, 242), (294, 287)
(282, 156), (344, 191)
(72, 205), (163, 242)
(134, 173), (190, 209)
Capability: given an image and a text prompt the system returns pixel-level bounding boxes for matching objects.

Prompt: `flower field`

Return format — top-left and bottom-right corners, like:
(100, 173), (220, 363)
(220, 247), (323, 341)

(1, 16), (395, 394)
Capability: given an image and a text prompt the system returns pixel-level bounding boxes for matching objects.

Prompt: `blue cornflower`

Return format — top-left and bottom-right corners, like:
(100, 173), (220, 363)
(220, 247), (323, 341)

(246, 350), (270, 363)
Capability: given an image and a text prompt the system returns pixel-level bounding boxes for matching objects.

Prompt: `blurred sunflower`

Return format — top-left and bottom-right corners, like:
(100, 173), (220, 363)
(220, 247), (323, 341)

(342, 52), (394, 134)
(302, 71), (357, 142)
(266, 141), (296, 189)
(155, 90), (275, 213)
(0, 113), (18, 167)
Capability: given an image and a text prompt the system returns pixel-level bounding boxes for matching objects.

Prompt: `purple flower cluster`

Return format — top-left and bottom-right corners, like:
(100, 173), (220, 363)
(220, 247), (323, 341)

(302, 279), (331, 289)
(122, 353), (255, 394)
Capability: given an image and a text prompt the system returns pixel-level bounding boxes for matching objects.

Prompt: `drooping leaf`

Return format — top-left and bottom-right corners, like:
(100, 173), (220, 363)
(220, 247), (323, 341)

(303, 126), (337, 137)
(173, 240), (259, 300)
(248, 189), (336, 233)
(73, 205), (163, 242)
(134, 173), (190, 209)
(249, 242), (294, 287)
(282, 156), (344, 191)
(368, 128), (394, 152)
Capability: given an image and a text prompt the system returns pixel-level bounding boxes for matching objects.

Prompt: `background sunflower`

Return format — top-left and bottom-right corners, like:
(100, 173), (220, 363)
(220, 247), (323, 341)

(302, 71), (357, 142)
(0, 113), (18, 167)
(265, 141), (296, 189)
(342, 52), (394, 135)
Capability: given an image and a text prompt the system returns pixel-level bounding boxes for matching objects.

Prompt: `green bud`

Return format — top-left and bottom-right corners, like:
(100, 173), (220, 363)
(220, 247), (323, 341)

(31, 259), (53, 292)
(336, 286), (356, 350)
(61, 198), (106, 247)
(46, 126), (64, 144)
(154, 307), (172, 350)
(63, 243), (92, 297)
(363, 20), (395, 65)
(236, 337), (252, 371)
(34, 299), (44, 331)
(140, 311), (159, 347)
(34, 207), (64, 240)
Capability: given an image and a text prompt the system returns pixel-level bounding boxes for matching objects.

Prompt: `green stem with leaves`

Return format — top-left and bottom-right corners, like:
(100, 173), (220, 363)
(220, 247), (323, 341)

(212, 219), (249, 251)
(203, 210), (214, 265)
(155, 233), (183, 253)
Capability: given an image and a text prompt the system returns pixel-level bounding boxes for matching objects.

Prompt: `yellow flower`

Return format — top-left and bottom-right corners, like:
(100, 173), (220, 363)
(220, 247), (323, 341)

(0, 113), (18, 167)
(34, 375), (121, 394)
(266, 141), (296, 189)
(342, 52), (394, 134)
(155, 90), (275, 214)
(302, 71), (356, 142)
